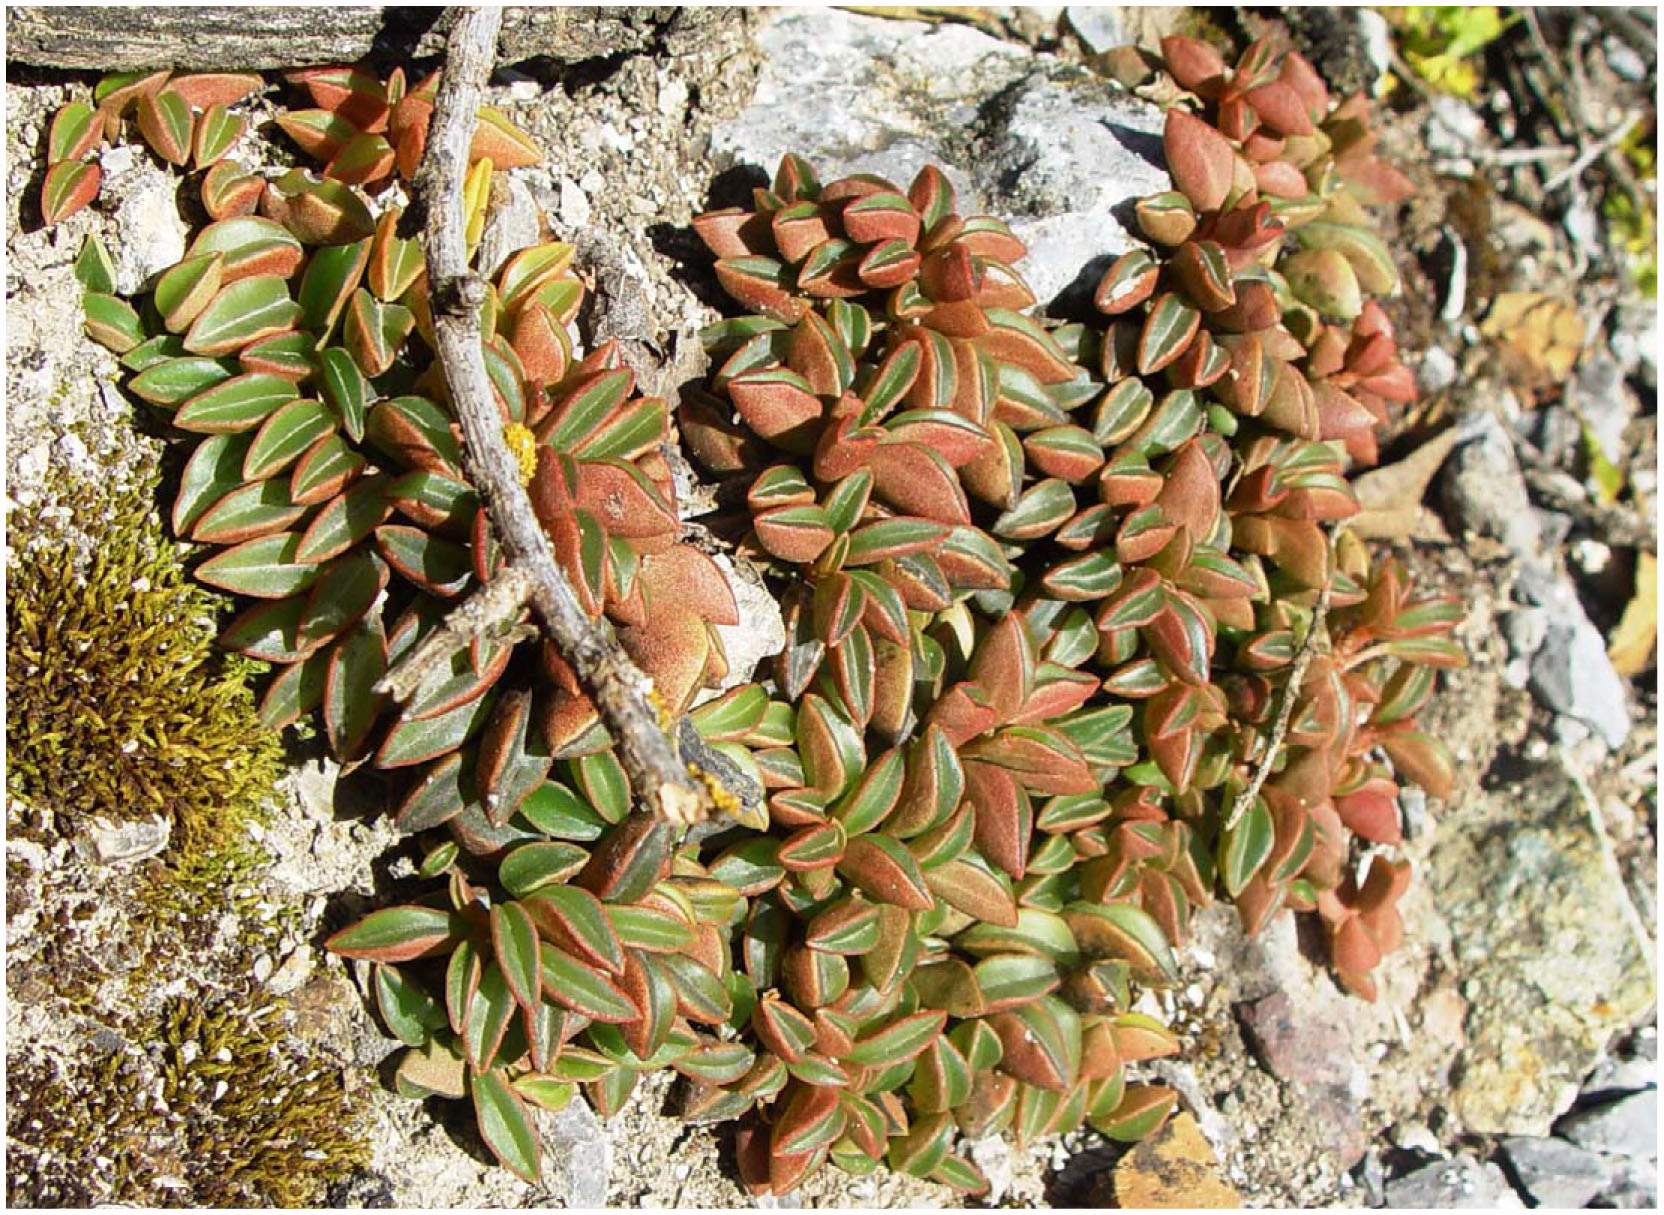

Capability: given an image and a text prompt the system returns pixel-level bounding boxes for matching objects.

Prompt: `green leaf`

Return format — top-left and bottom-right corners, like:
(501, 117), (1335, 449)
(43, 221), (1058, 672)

(464, 963), (517, 1071)
(184, 275), (303, 356)
(48, 100), (98, 163)
(321, 620), (387, 758)
(192, 103), (245, 168)
(196, 532), (319, 599)
(573, 396), (667, 461)
(154, 252), (226, 333)
(859, 340), (922, 424)
(539, 943), (638, 1022)
(491, 901), (543, 1012)
(295, 476), (390, 564)
(574, 750), (631, 824)
(831, 745), (905, 836)
(298, 238), (371, 335)
(374, 963), (446, 1046)
(81, 293), (146, 354)
(844, 517), (950, 565)
(375, 525), (472, 596)
(658, 953), (733, 1024)
(73, 234), (117, 296)
(191, 476), (306, 544)
(129, 356), (236, 407)
(498, 842), (589, 897)
(523, 885), (625, 975)
(1218, 797), (1274, 898)
(244, 398), (336, 479)
(174, 372), (298, 434)
(1062, 902), (1178, 984)
(849, 1009), (946, 1067)
(518, 781), (606, 841)
(471, 1069), (541, 1182)
(375, 688), (497, 768)
(317, 346), (372, 442)
(547, 369), (633, 451)
(241, 330), (320, 381)
(326, 905), (457, 962)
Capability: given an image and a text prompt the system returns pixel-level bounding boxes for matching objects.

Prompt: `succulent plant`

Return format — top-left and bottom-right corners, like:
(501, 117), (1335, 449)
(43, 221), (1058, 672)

(60, 34), (1463, 1197)
(41, 70), (264, 223)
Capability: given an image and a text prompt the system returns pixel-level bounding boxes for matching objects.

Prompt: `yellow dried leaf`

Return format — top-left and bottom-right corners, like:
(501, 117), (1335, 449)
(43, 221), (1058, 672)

(1609, 552), (1657, 677)
(1349, 428), (1460, 541)
(1479, 292), (1586, 385)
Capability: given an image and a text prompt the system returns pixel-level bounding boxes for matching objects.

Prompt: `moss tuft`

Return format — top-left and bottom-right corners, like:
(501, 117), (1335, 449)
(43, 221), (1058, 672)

(7, 988), (369, 1207)
(6, 469), (283, 869)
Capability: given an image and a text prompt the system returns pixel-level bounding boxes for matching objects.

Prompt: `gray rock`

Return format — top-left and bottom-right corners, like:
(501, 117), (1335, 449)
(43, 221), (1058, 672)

(1356, 9), (1393, 90)
(1442, 411), (1544, 557)
(1426, 95), (1484, 158)
(710, 551), (786, 687)
(1392, 1121), (1443, 1157)
(1557, 1089), (1659, 1159)
(1535, 508), (1575, 553)
(1526, 403), (1584, 467)
(1458, 429), (1638, 746)
(1503, 608), (1549, 660)
(1417, 346), (1459, 394)
(1529, 615), (1631, 747)
(967, 1133), (1016, 1205)
(711, 9), (1026, 194)
(1355, 1148), (1387, 1207)
(1610, 300), (1658, 388)
(1603, 34), (1649, 82)
(1431, 764), (1656, 1135)
(976, 71), (1167, 305)
(1398, 785), (1432, 840)
(709, 7), (1168, 309)
(1241, 990), (1354, 1091)
(476, 177), (541, 280)
(101, 159), (188, 294)
(1581, 1053), (1659, 1100)
(1237, 986), (1369, 1165)
(85, 815), (170, 864)
(1599, 1155), (1659, 1209)
(1384, 1155), (1525, 1209)
(545, 1096), (610, 1207)
(1500, 1136), (1614, 1209)
(1574, 354), (1638, 466)
(1065, 5), (1127, 53)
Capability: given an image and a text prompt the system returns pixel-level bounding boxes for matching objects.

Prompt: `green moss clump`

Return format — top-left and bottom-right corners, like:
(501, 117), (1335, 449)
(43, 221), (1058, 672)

(6, 469), (282, 869)
(6, 989), (369, 1207)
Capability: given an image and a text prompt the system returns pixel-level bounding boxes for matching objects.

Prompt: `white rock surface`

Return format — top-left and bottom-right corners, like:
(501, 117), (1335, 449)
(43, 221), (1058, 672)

(710, 7), (1168, 308)
(102, 159), (189, 294)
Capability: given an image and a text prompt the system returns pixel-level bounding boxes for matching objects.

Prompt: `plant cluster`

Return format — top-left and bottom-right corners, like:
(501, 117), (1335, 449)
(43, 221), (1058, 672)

(52, 34), (1463, 1197)
(1387, 6), (1515, 100)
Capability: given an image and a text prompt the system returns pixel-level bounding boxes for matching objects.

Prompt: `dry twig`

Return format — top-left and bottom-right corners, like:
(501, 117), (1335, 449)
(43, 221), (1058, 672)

(410, 5), (714, 827)
(1223, 534), (1338, 832)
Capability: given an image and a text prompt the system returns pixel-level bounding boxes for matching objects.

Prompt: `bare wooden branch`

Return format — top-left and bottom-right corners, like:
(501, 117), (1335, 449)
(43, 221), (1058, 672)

(5, 6), (683, 70)
(415, 4), (711, 827)
(376, 566), (535, 703)
(1544, 113), (1643, 193)
(1223, 536), (1338, 832)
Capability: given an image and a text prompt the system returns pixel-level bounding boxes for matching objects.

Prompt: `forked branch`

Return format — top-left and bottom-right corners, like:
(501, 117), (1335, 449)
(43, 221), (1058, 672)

(410, 4), (714, 826)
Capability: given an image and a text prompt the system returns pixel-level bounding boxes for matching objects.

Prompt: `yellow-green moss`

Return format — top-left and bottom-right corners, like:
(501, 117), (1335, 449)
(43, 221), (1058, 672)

(6, 988), (369, 1207)
(6, 469), (282, 870)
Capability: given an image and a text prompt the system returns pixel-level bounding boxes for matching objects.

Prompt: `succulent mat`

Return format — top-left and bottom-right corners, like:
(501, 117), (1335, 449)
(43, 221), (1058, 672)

(55, 35), (1461, 1192)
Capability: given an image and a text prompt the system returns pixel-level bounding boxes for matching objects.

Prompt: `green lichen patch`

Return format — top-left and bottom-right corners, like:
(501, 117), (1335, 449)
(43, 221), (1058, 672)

(6, 988), (369, 1207)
